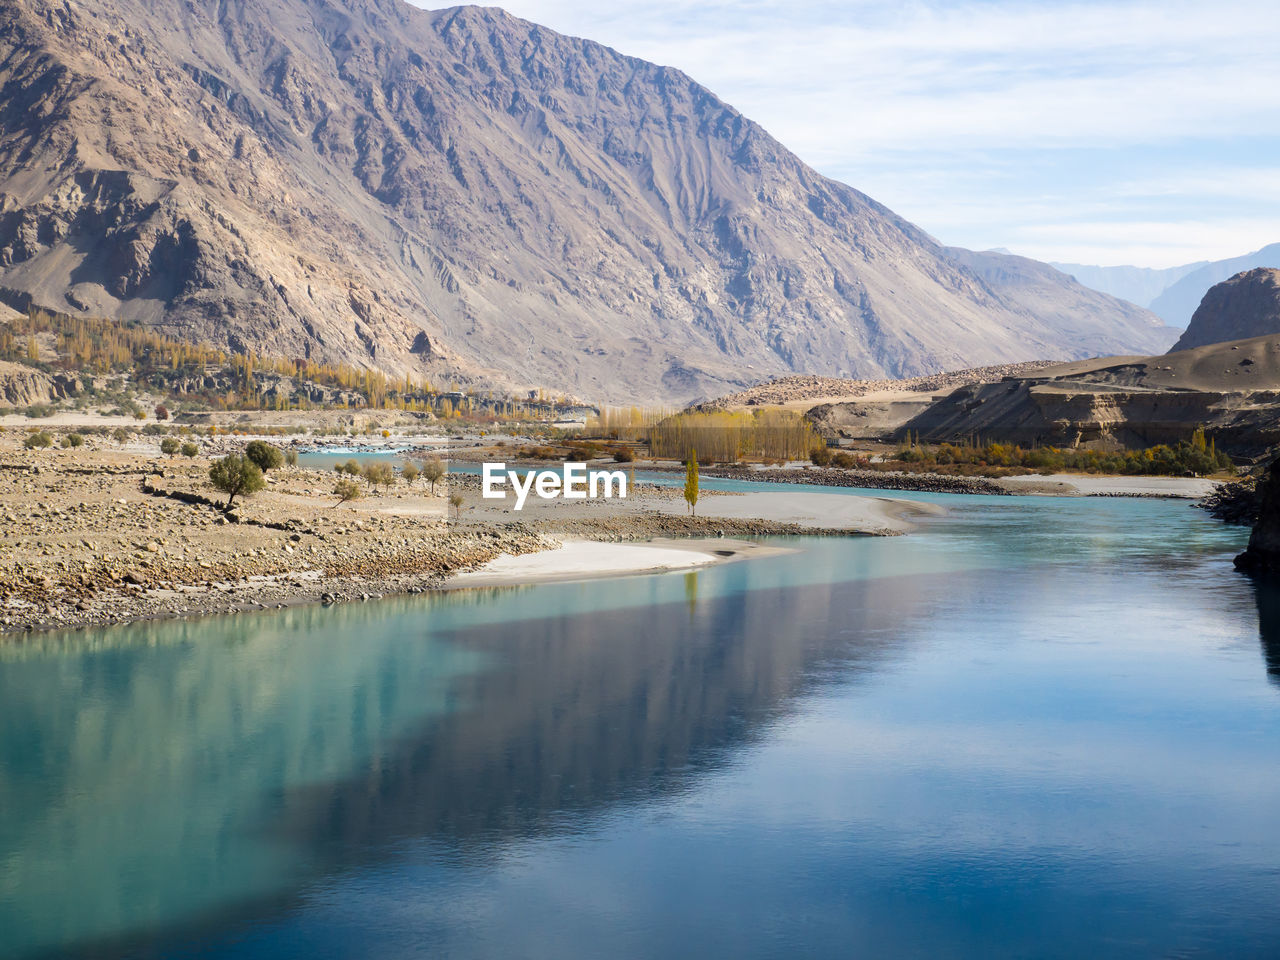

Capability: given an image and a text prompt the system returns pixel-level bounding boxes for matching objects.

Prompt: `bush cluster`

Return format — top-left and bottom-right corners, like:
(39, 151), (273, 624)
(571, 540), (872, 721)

(890, 429), (1232, 477)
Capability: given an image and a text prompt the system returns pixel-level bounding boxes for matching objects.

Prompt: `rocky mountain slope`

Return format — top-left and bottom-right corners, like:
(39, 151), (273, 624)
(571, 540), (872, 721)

(1172, 269), (1280, 351)
(0, 0), (1176, 402)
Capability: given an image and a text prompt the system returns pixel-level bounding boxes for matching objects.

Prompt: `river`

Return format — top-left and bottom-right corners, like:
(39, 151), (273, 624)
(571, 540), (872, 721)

(2, 491), (1278, 958)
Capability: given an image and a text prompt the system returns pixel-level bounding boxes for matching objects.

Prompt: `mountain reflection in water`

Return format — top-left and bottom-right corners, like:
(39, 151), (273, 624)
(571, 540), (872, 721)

(2, 499), (1278, 960)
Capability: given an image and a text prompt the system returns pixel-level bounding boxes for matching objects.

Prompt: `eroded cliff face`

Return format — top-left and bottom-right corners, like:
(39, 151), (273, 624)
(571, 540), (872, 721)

(1173, 269), (1280, 352)
(0, 0), (1173, 401)
(896, 333), (1280, 457)
(903, 380), (1280, 453)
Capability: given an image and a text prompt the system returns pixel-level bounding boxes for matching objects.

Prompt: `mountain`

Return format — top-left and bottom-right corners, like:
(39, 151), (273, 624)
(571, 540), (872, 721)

(1054, 242), (1280, 329)
(1171, 268), (1280, 352)
(942, 248), (1175, 357)
(1152, 245), (1280, 330)
(1049, 260), (1207, 314)
(0, 0), (1176, 402)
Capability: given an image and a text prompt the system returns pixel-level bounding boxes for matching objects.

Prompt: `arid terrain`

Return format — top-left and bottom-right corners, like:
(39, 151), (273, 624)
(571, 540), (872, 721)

(0, 430), (906, 635)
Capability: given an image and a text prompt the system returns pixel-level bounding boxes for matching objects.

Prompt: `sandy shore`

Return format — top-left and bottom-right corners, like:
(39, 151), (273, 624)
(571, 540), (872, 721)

(448, 537), (782, 588)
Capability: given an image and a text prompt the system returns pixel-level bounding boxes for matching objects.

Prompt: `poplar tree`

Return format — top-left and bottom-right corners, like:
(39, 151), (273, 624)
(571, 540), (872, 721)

(684, 449), (699, 516)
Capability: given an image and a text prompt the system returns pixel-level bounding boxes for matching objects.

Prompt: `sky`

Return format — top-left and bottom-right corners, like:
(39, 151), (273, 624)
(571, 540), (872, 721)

(422, 0), (1280, 268)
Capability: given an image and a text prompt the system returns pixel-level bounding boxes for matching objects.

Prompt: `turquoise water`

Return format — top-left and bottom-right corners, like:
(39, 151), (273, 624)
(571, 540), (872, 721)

(3, 491), (1279, 958)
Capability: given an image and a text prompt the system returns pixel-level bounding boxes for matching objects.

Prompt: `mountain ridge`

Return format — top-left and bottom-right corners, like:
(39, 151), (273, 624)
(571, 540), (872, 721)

(0, 0), (1176, 401)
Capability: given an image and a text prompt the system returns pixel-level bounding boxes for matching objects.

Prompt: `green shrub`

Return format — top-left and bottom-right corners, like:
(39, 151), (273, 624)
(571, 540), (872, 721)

(208, 455), (265, 509)
(24, 431), (52, 449)
(160, 437), (180, 456)
(243, 440), (285, 472)
(62, 433), (85, 448)
(180, 442), (199, 458)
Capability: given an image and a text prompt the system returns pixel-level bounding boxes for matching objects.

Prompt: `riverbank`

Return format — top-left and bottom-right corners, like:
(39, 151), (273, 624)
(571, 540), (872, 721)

(0, 439), (902, 636)
(1, 429), (1219, 637)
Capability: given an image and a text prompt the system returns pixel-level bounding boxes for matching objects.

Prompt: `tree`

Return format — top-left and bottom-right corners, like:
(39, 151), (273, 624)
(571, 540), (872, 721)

(154, 404), (170, 421)
(401, 461), (420, 484)
(160, 437), (180, 456)
(361, 461), (395, 490)
(684, 448), (699, 516)
(421, 456), (447, 494)
(180, 442), (199, 458)
(209, 454), (265, 509)
(24, 431), (52, 449)
(284, 448), (299, 467)
(339, 458), (361, 476)
(810, 444), (832, 466)
(244, 439), (284, 472)
(333, 478), (361, 507)
(449, 490), (465, 521)
(62, 433), (85, 448)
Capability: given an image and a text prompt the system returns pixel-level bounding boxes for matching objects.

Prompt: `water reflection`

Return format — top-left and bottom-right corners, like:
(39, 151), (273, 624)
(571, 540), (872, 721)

(0, 564), (952, 959)
(1, 497), (1271, 960)
(1249, 577), (1280, 687)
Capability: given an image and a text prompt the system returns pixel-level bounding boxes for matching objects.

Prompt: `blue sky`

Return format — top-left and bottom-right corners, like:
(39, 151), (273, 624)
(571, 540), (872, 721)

(423, 0), (1280, 268)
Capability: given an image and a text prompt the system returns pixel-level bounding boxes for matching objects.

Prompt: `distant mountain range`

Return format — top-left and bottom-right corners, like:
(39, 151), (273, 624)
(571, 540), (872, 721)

(0, 0), (1176, 402)
(1054, 243), (1280, 329)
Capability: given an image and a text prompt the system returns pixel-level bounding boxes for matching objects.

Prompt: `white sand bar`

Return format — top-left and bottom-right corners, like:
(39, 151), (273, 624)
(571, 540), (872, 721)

(449, 539), (723, 587)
